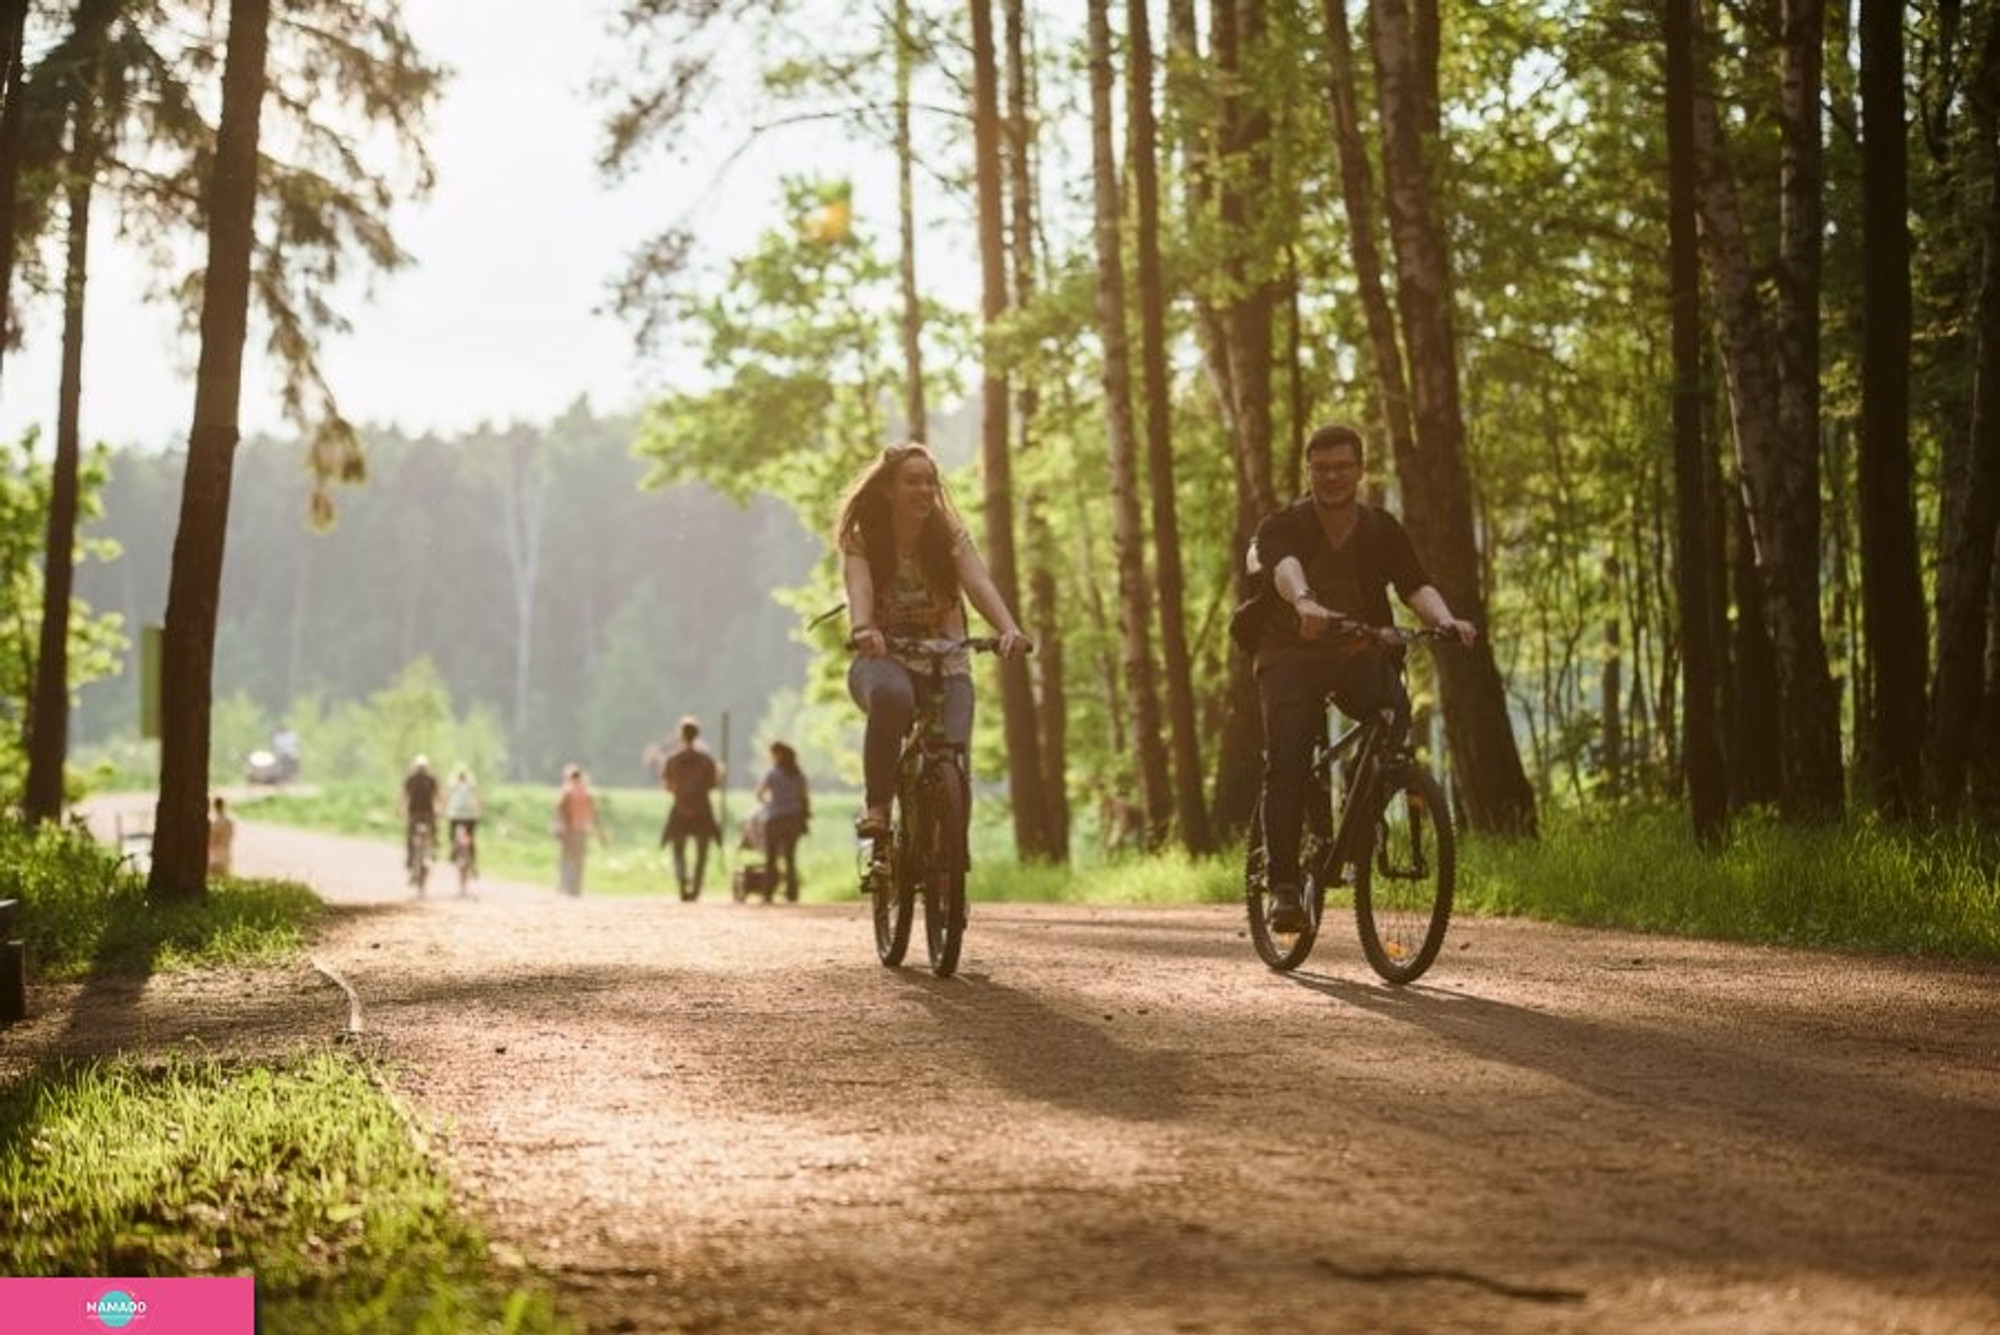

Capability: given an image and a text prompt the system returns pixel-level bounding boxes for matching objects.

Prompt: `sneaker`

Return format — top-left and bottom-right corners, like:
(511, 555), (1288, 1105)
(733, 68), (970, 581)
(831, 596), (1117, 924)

(1267, 882), (1307, 934)
(854, 809), (891, 840)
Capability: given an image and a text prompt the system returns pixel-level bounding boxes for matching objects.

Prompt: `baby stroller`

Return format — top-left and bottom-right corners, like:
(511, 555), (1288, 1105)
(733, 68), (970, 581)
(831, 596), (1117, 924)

(730, 806), (777, 903)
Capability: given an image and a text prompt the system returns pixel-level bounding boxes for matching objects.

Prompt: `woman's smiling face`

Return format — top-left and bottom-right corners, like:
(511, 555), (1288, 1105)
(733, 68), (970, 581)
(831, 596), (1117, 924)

(890, 454), (940, 526)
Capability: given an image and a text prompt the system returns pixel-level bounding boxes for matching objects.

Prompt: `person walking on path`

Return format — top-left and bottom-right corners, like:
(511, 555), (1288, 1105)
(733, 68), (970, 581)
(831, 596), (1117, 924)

(754, 741), (811, 903)
(555, 765), (606, 897)
(206, 795), (235, 878)
(661, 716), (722, 901)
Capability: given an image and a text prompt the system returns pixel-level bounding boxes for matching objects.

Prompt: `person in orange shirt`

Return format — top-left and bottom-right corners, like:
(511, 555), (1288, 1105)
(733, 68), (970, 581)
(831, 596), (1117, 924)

(554, 764), (607, 897)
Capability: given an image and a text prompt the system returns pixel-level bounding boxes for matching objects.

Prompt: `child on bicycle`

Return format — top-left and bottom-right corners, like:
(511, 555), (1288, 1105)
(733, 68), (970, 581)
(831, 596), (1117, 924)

(835, 443), (1031, 839)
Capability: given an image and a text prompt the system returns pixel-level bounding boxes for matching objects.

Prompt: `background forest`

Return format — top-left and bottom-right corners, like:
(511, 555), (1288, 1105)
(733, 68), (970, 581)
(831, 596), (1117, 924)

(64, 404), (828, 790)
(1, 0), (1996, 888)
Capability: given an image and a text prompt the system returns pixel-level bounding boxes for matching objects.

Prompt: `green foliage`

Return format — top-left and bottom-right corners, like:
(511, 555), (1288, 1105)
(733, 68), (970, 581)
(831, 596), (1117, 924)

(0, 433), (125, 804)
(1461, 808), (2000, 960)
(634, 174), (915, 511)
(0, 817), (320, 979)
(0, 1051), (566, 1332)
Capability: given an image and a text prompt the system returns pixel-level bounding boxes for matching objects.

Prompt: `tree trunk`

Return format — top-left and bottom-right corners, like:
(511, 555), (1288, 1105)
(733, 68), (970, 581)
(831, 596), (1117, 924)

(1926, 8), (2000, 814)
(1729, 494), (1784, 807)
(1207, 0), (1278, 840)
(894, 0), (926, 443)
(500, 429), (548, 778)
(148, 0), (273, 901)
(970, 0), (1052, 859)
(23, 79), (100, 822)
(1006, 0), (1070, 860)
(1369, 0), (1538, 835)
(0, 0), (28, 390)
(1128, 0), (1211, 853)
(1666, 0), (1726, 845)
(1322, 0), (1420, 517)
(1087, 0), (1171, 848)
(1691, 1), (1845, 820)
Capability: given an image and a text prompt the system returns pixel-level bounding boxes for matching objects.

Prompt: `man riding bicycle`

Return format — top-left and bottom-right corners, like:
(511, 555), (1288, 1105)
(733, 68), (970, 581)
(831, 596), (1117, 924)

(1245, 423), (1476, 933)
(401, 755), (441, 878)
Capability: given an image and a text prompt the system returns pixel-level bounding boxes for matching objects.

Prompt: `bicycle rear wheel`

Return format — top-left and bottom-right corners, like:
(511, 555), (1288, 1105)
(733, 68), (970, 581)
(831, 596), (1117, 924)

(1244, 794), (1320, 972)
(868, 832), (913, 966)
(1354, 766), (1455, 984)
(920, 761), (969, 978)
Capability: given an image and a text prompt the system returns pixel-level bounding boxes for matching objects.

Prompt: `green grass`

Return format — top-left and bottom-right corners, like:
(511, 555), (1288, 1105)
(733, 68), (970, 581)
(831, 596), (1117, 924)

(0, 1050), (565, 1333)
(231, 783), (2000, 959)
(244, 780), (862, 901)
(2, 819), (321, 979)
(1458, 806), (2000, 959)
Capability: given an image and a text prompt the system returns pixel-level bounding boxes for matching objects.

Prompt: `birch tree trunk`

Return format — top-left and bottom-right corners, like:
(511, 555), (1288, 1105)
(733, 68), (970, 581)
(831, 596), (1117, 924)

(1370, 0), (1538, 834)
(1087, 0), (1171, 847)
(1690, 1), (1844, 820)
(1666, 0), (1726, 844)
(149, 0), (272, 901)
(1201, 0), (1280, 839)
(971, 0), (1054, 859)
(500, 429), (548, 778)
(1129, 0), (1211, 852)
(1006, 0), (1071, 859)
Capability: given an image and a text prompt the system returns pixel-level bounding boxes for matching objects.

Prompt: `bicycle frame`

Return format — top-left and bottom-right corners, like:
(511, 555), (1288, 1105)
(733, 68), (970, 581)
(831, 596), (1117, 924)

(1308, 705), (1399, 883)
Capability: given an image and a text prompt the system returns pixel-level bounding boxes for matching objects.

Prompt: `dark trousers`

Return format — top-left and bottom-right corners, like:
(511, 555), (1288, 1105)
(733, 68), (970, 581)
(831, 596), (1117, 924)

(1256, 646), (1409, 887)
(764, 813), (804, 901)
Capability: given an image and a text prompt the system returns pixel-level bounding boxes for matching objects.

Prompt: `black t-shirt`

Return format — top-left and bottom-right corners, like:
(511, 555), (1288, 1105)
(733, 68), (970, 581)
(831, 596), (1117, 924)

(1250, 500), (1431, 654)
(404, 771), (439, 821)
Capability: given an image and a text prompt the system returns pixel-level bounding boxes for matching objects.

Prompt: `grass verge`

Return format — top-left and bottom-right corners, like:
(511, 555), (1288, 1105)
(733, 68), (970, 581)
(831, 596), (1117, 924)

(0, 1049), (565, 1334)
(1458, 807), (2000, 959)
(3, 818), (320, 979)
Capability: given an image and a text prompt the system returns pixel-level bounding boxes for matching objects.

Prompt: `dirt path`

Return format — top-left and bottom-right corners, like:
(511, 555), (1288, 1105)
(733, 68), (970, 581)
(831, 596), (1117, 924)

(14, 812), (2000, 1333)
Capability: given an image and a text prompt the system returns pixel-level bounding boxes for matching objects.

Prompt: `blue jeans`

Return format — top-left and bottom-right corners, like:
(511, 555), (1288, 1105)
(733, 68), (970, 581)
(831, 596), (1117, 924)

(847, 658), (974, 810)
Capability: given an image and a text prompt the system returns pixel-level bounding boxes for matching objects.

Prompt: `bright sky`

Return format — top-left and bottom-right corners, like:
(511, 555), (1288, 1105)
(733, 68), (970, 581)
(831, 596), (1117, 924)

(0, 0), (964, 451)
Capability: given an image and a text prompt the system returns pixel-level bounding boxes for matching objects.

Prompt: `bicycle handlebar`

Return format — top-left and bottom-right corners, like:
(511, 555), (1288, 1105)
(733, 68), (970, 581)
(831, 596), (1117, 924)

(1323, 618), (1467, 646)
(853, 633), (1035, 657)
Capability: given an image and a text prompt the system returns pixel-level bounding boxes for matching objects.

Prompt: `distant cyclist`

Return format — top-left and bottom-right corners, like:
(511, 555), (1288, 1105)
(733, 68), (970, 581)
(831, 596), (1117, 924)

(400, 755), (441, 877)
(446, 765), (483, 884)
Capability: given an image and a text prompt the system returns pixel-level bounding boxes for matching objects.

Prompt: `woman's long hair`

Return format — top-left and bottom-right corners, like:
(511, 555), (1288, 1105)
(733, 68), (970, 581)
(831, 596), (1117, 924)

(832, 443), (962, 606)
(771, 742), (800, 776)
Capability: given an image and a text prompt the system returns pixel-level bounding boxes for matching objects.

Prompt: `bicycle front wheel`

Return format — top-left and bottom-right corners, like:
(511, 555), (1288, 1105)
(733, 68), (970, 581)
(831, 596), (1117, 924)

(1244, 794), (1320, 972)
(920, 761), (969, 978)
(1354, 766), (1455, 985)
(868, 834), (913, 966)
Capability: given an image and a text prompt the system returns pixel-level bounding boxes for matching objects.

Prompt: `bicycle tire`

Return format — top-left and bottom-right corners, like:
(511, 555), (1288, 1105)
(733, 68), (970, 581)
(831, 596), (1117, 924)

(870, 831), (913, 967)
(921, 760), (969, 977)
(1354, 765), (1455, 985)
(1244, 794), (1320, 972)
(410, 826), (432, 895)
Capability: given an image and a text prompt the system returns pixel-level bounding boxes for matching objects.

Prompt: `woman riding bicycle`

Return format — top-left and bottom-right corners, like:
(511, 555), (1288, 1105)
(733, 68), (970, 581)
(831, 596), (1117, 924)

(836, 443), (1031, 839)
